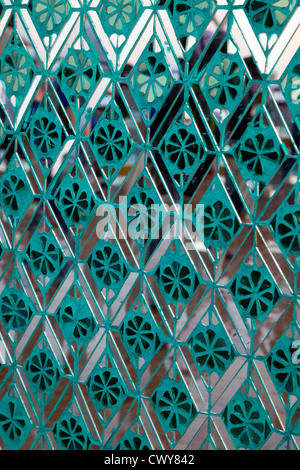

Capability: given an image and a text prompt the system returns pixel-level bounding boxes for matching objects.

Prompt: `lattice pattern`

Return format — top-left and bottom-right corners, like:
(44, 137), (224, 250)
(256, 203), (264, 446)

(0, 0), (299, 451)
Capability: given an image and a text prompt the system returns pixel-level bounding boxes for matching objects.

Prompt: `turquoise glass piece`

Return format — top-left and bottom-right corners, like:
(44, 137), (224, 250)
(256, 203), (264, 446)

(0, 0), (299, 451)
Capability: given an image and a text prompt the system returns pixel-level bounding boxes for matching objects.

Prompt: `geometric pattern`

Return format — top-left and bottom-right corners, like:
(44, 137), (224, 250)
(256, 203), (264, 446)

(0, 0), (299, 451)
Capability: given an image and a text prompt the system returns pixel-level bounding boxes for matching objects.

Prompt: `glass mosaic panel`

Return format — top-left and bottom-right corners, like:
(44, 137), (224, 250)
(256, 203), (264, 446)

(0, 0), (299, 451)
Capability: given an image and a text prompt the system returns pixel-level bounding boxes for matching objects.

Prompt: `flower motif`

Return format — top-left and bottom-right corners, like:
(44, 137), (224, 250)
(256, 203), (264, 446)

(116, 431), (151, 450)
(158, 260), (197, 303)
(223, 394), (272, 449)
(0, 393), (32, 449)
(59, 46), (101, 114)
(31, 116), (60, 155)
(207, 58), (241, 105)
(89, 243), (127, 289)
(188, 324), (235, 374)
(1, 49), (31, 94)
(159, 388), (193, 428)
(57, 302), (96, 345)
(136, 56), (169, 103)
(0, 289), (33, 332)
(104, 0), (136, 30)
(121, 313), (160, 358)
(28, 107), (64, 171)
(123, 316), (153, 356)
(93, 123), (131, 163)
(173, 0), (213, 34)
(267, 336), (300, 395)
(162, 262), (192, 300)
(99, 0), (142, 44)
(33, 0), (69, 33)
(27, 234), (63, 277)
(204, 200), (239, 248)
(152, 379), (196, 432)
(0, 164), (33, 222)
(25, 350), (60, 392)
(0, 401), (26, 442)
(1, 175), (25, 212)
(87, 367), (125, 411)
(58, 180), (95, 226)
(245, 0), (294, 32)
(238, 131), (283, 180)
(61, 51), (97, 95)
(55, 415), (90, 450)
(156, 250), (200, 306)
(271, 205), (300, 256)
(164, 128), (200, 171)
(230, 265), (280, 321)
(200, 52), (248, 120)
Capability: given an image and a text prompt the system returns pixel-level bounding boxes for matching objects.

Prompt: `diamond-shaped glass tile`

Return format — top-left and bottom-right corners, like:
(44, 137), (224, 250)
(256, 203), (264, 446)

(151, 376), (197, 435)
(188, 321), (236, 377)
(0, 167), (33, 229)
(0, 0), (299, 451)
(222, 386), (272, 450)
